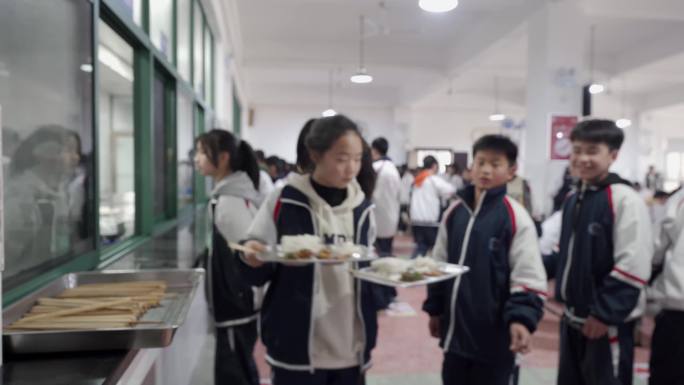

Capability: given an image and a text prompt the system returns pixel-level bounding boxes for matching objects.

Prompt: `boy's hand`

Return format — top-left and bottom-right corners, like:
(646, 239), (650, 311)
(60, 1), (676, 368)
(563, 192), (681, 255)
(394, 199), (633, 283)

(428, 316), (441, 339)
(242, 240), (266, 268)
(582, 316), (608, 339)
(509, 322), (531, 354)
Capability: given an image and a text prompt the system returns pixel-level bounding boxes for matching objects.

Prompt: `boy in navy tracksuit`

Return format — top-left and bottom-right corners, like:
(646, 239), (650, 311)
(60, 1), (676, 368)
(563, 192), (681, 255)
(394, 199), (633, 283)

(550, 120), (652, 385)
(423, 135), (547, 385)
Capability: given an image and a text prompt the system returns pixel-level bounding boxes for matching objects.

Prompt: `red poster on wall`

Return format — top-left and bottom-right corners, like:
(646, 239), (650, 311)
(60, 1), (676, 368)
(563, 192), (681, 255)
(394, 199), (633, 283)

(549, 115), (578, 160)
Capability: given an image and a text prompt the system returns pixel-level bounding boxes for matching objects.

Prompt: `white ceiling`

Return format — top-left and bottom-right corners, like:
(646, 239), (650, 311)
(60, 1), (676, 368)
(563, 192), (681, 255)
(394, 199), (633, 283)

(230, 0), (684, 112)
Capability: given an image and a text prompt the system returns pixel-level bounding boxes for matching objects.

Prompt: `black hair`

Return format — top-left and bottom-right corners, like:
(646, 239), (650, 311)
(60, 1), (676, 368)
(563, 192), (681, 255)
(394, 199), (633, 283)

(371, 137), (389, 156)
(195, 129), (260, 189)
(254, 150), (265, 163)
(305, 114), (375, 197)
(265, 156), (281, 168)
(451, 162), (462, 175)
(472, 134), (518, 165)
(422, 155), (438, 170)
(296, 118), (316, 173)
(570, 119), (624, 150)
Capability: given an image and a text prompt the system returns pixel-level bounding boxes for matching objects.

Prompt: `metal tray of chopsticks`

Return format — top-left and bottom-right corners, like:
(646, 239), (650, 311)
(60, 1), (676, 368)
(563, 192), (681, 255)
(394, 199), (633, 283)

(3, 269), (204, 354)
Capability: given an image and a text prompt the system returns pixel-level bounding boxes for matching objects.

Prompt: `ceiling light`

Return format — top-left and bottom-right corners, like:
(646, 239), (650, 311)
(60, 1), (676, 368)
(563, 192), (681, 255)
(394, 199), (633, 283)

(419, 0), (459, 13)
(322, 69), (338, 116)
(488, 76), (505, 122)
(350, 70), (373, 84)
(588, 83), (605, 94)
(351, 15), (373, 84)
(616, 118), (631, 128)
(322, 109), (337, 117)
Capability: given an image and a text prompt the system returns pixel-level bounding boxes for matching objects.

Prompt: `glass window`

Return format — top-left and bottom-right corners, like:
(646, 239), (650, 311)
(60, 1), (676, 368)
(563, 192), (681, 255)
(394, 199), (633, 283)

(204, 27), (213, 104)
(98, 21), (136, 246)
(150, 0), (173, 62)
(153, 72), (171, 220)
(177, 91), (194, 209)
(114, 0), (142, 26)
(193, 1), (204, 95)
(177, 0), (192, 81)
(0, 0), (95, 287)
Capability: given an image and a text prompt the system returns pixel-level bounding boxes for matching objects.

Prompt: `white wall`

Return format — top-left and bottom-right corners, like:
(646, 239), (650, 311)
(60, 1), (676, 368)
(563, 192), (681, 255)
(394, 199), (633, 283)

(244, 104), (407, 163)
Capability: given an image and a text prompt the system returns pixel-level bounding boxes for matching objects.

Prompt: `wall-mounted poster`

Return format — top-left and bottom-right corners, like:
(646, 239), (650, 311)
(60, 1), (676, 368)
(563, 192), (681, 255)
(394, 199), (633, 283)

(550, 115), (578, 160)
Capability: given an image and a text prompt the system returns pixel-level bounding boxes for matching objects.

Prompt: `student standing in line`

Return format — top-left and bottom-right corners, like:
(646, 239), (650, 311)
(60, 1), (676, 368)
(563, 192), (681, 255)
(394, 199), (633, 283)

(370, 137), (401, 256)
(370, 137), (401, 309)
(409, 156), (456, 258)
(423, 135), (547, 385)
(240, 115), (379, 385)
(548, 120), (653, 385)
(649, 187), (684, 385)
(194, 129), (262, 385)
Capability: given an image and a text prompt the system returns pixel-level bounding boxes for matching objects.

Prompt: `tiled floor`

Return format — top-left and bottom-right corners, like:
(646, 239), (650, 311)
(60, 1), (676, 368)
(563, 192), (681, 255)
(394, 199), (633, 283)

(192, 234), (653, 385)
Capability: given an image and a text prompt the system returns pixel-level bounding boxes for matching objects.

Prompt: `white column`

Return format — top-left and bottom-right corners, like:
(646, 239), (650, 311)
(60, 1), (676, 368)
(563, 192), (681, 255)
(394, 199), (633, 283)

(523, 1), (588, 217)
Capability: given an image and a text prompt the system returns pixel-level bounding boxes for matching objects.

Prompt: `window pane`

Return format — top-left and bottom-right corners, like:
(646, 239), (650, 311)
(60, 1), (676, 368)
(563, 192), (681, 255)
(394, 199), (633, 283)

(193, 1), (204, 95)
(114, 0), (142, 26)
(177, 0), (191, 81)
(98, 21), (136, 246)
(153, 73), (170, 219)
(0, 0), (95, 287)
(177, 91), (194, 209)
(150, 0), (173, 61)
(204, 27), (212, 103)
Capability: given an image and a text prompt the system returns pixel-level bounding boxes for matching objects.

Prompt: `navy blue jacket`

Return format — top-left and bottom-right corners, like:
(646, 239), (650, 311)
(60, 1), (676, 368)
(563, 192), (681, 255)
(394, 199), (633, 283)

(423, 185), (547, 364)
(552, 174), (652, 325)
(240, 185), (380, 371)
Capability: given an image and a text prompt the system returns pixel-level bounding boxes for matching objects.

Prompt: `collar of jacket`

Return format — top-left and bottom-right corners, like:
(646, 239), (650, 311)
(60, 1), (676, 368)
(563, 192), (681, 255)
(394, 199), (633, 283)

(581, 172), (632, 192)
(457, 184), (507, 210)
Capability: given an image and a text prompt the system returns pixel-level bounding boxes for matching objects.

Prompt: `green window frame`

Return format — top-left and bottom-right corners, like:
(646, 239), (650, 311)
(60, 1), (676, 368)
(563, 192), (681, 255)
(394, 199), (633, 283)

(4, 0), (217, 306)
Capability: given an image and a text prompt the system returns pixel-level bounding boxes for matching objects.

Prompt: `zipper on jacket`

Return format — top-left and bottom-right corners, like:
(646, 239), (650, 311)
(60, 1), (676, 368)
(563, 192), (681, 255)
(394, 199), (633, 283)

(443, 191), (485, 351)
(560, 185), (586, 301)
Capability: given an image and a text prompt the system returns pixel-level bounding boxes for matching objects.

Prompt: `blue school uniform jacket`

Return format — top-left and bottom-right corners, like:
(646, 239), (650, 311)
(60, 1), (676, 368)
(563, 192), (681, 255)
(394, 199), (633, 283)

(239, 175), (380, 372)
(552, 174), (652, 325)
(423, 184), (547, 364)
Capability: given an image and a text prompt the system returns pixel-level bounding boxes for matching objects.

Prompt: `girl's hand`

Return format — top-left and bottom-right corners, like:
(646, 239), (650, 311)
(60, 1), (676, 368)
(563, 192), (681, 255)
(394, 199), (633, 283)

(510, 322), (532, 354)
(242, 240), (266, 268)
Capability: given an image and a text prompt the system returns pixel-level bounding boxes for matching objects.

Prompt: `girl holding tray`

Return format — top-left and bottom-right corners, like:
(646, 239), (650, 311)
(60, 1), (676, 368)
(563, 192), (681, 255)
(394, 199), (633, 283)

(240, 115), (380, 385)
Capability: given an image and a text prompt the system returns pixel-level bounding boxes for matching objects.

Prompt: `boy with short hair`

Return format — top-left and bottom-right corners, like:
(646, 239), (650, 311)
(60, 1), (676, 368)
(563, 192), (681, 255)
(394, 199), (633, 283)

(423, 134), (547, 385)
(551, 119), (653, 385)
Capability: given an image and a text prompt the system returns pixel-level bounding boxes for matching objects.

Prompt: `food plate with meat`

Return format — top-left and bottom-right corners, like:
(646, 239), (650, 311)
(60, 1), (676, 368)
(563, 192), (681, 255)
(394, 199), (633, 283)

(253, 235), (377, 265)
(350, 257), (469, 288)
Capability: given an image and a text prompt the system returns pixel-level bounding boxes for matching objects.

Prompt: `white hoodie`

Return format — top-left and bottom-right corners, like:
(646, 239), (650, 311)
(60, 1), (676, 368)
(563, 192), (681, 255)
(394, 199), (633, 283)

(372, 159), (401, 238)
(246, 173), (376, 369)
(650, 188), (684, 312)
(409, 173), (457, 226)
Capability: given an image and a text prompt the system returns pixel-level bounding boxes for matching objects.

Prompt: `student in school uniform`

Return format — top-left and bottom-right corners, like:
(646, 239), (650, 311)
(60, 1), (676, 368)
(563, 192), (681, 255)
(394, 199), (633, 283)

(240, 115), (380, 385)
(423, 134), (547, 385)
(549, 120), (653, 385)
(194, 129), (263, 385)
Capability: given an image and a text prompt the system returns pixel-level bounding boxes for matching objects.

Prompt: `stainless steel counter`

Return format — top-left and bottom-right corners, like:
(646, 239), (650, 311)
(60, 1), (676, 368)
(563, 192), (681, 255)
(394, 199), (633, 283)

(2, 210), (209, 385)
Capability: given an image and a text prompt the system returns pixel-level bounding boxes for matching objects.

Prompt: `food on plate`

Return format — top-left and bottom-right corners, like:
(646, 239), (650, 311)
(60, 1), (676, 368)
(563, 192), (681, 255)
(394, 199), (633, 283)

(280, 235), (366, 261)
(369, 257), (445, 282)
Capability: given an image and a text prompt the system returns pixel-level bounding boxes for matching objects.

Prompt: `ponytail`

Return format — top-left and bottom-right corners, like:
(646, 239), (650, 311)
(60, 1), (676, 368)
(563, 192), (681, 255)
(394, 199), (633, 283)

(236, 140), (260, 189)
(356, 140), (376, 198)
(195, 129), (260, 190)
